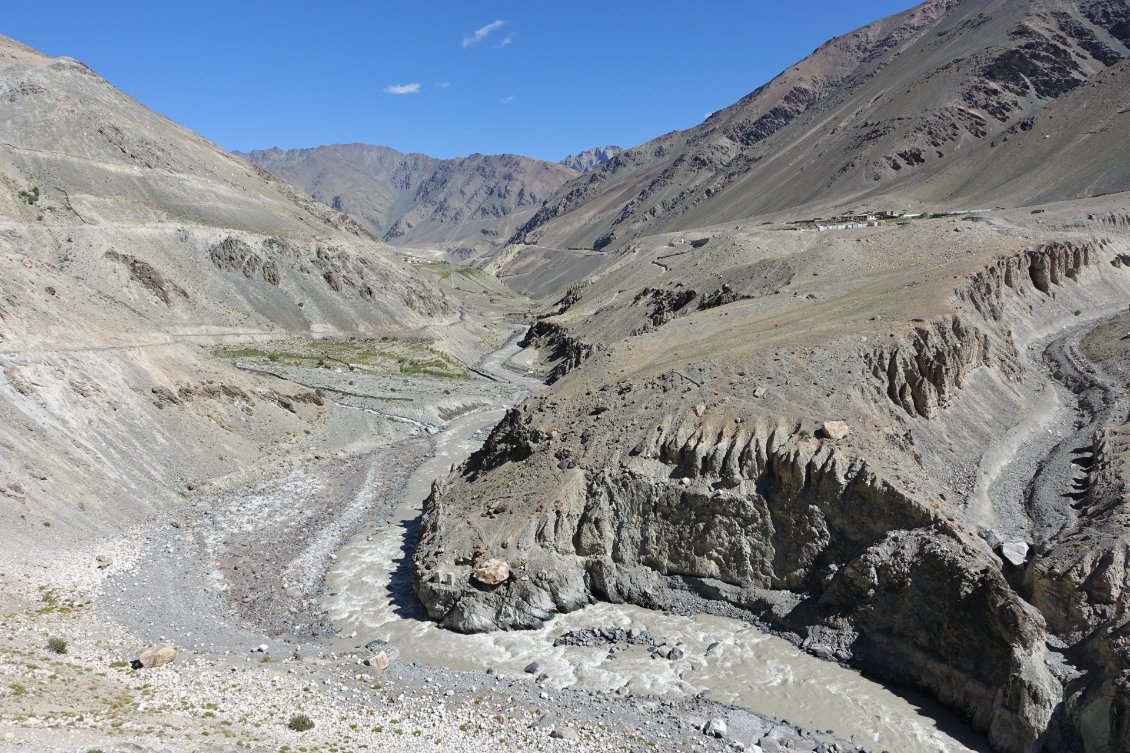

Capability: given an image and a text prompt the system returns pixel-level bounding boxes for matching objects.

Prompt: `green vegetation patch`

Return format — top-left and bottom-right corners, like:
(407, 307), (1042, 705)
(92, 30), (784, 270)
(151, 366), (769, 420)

(214, 337), (468, 379)
(416, 263), (517, 298)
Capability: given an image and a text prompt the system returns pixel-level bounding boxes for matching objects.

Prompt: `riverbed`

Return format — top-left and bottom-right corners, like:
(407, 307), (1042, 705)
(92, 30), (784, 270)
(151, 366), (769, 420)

(324, 333), (990, 753)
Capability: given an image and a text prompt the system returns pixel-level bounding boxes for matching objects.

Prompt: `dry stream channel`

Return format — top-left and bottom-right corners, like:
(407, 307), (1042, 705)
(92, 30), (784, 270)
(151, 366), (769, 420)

(324, 333), (992, 753)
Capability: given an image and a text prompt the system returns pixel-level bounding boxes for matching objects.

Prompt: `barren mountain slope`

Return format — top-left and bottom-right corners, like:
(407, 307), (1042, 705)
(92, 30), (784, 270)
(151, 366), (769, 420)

(415, 199), (1130, 753)
(508, 0), (1130, 255)
(0, 34), (486, 545)
(241, 144), (579, 259)
(919, 55), (1130, 205)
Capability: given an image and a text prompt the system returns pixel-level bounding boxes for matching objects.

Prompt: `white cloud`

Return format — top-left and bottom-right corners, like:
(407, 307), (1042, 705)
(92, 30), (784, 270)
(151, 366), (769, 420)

(501, 96), (515, 104)
(434, 82), (451, 89)
(463, 20), (506, 47)
(383, 83), (421, 95)
(495, 33), (515, 48)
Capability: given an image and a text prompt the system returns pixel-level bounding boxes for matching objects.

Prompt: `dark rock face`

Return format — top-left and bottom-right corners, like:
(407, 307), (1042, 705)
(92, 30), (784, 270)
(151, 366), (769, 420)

(822, 531), (1057, 752)
(982, 31), (1085, 100)
(208, 237), (280, 286)
(1081, 0), (1130, 47)
(633, 287), (698, 331)
(725, 85), (820, 148)
(105, 249), (187, 306)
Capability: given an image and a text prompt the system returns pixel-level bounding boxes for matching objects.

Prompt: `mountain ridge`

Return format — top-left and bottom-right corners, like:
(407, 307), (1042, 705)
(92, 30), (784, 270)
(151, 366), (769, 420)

(507, 0), (1130, 253)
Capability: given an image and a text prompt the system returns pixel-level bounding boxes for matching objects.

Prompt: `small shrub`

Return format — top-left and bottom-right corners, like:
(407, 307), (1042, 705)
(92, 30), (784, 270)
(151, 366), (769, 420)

(10, 683), (26, 696)
(287, 714), (314, 732)
(46, 637), (67, 654)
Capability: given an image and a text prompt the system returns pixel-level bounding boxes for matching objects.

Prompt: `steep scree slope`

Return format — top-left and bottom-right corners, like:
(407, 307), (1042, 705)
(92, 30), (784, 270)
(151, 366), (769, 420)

(0, 35), (471, 542)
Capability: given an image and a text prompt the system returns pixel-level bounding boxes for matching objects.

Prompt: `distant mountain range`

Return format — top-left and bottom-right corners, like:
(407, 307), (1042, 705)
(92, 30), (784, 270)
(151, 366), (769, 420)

(239, 145), (578, 259)
(249, 0), (1130, 263)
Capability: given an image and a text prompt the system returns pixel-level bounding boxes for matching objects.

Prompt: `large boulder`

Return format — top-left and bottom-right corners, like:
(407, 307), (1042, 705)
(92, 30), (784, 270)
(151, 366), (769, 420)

(132, 643), (176, 669)
(363, 651), (390, 670)
(472, 558), (510, 586)
(820, 420), (850, 440)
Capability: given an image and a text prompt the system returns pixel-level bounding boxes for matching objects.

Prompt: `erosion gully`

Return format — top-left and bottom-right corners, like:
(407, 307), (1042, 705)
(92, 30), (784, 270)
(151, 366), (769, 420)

(324, 331), (991, 753)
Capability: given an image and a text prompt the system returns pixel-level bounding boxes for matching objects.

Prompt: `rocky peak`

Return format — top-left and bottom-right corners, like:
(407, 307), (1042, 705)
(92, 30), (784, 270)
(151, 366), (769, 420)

(559, 146), (625, 173)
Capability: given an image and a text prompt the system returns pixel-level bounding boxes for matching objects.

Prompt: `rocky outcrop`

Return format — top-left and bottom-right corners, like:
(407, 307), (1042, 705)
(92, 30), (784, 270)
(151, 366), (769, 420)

(628, 283), (766, 335)
(104, 250), (188, 306)
(864, 315), (994, 419)
(1092, 212), (1130, 231)
(519, 321), (592, 383)
(822, 530), (1060, 753)
(631, 286), (698, 332)
(208, 237), (281, 286)
(416, 404), (1062, 749)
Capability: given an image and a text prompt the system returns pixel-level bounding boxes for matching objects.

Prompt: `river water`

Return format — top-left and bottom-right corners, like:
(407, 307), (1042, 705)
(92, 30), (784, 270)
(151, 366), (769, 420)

(324, 334), (990, 753)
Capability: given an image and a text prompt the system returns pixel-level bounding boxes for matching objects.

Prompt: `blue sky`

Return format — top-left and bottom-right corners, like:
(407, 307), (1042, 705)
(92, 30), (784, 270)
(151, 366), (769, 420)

(4, 1), (916, 162)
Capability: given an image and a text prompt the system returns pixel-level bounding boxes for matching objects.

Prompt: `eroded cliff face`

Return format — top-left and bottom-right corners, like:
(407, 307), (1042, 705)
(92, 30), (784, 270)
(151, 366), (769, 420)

(415, 219), (1130, 752)
(1022, 419), (1130, 753)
